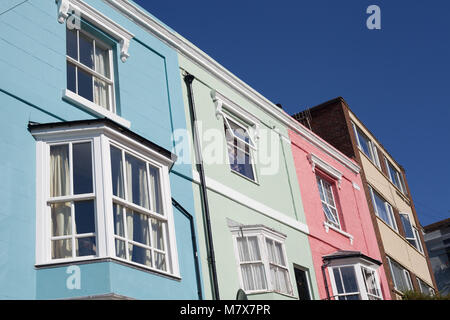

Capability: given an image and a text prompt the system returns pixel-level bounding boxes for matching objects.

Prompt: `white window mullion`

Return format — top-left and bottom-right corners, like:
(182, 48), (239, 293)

(356, 264), (368, 300)
(96, 135), (109, 258)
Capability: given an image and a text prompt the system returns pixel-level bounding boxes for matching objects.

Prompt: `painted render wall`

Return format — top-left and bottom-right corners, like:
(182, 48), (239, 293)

(177, 53), (319, 300)
(349, 113), (434, 288)
(0, 0), (201, 299)
(288, 129), (391, 300)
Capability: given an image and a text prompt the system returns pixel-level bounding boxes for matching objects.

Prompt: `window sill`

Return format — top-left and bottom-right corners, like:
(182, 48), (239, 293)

(323, 221), (354, 245)
(230, 168), (259, 185)
(35, 256), (181, 281)
(62, 89), (131, 128)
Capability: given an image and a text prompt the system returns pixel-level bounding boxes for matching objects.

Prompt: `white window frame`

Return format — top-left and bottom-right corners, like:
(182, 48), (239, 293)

(230, 226), (294, 297)
(384, 157), (407, 195)
(400, 212), (422, 252)
(327, 260), (383, 300)
(32, 122), (180, 278)
(387, 257), (413, 293)
(223, 113), (258, 183)
(66, 26), (116, 110)
(368, 185), (398, 232)
(417, 277), (435, 296)
(316, 175), (341, 230)
(351, 122), (380, 168)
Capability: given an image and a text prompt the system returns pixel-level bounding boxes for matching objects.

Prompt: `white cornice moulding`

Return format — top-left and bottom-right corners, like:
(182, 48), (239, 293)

(102, 0), (360, 174)
(57, 0), (134, 62)
(308, 153), (343, 188)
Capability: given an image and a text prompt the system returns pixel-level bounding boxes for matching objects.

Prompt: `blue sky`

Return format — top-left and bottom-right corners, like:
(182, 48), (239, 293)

(133, 0), (450, 226)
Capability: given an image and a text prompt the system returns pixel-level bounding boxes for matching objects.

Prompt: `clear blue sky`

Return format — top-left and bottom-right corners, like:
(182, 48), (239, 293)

(133, 0), (450, 227)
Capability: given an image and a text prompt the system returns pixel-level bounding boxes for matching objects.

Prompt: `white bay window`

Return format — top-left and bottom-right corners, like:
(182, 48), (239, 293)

(231, 225), (293, 296)
(31, 119), (179, 277)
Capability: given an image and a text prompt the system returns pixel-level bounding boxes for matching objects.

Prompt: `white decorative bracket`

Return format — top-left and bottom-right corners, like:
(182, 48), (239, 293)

(308, 153), (343, 189)
(210, 89), (261, 142)
(56, 0), (134, 63)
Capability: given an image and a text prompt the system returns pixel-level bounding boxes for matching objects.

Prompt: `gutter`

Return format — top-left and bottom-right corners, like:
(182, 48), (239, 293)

(183, 73), (220, 300)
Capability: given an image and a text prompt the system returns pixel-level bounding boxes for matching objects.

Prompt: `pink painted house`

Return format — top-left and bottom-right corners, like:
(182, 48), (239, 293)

(289, 126), (391, 300)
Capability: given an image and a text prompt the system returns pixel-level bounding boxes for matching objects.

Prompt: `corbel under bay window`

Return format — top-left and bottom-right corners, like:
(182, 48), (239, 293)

(30, 119), (180, 278)
(324, 251), (383, 300)
(211, 90), (260, 182)
(57, 0), (133, 128)
(230, 225), (294, 296)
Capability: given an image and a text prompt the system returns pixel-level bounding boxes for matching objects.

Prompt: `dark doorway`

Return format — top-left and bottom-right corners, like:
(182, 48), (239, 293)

(294, 267), (311, 300)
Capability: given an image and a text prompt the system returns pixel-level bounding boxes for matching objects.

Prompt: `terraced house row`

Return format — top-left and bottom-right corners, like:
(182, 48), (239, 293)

(0, 0), (437, 300)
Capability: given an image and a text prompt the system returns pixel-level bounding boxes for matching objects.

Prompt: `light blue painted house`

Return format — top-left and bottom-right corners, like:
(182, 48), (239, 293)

(0, 0), (202, 299)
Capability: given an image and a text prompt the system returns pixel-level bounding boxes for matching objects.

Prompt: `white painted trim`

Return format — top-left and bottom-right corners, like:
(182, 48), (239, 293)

(102, 0), (361, 174)
(192, 171), (309, 235)
(308, 153), (343, 188)
(57, 0), (134, 62)
(352, 182), (360, 190)
(230, 225), (295, 297)
(323, 221), (354, 245)
(32, 123), (179, 278)
(62, 89), (131, 128)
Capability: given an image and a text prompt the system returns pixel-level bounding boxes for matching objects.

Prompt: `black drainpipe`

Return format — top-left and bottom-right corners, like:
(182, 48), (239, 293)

(172, 198), (203, 300)
(321, 259), (331, 300)
(184, 73), (220, 300)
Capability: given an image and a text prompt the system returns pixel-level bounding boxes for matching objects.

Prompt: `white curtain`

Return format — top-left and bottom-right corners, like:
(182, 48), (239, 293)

(50, 145), (72, 259)
(149, 166), (162, 214)
(237, 237), (267, 291)
(94, 46), (109, 110)
(125, 155), (151, 266)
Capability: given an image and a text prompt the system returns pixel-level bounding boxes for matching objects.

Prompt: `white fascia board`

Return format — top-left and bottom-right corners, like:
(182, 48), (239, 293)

(29, 122), (174, 167)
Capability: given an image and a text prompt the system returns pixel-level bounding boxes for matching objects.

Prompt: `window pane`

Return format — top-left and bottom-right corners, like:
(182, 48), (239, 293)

(126, 211), (150, 246)
(333, 268), (344, 294)
(341, 266), (358, 293)
(237, 237), (250, 262)
(316, 178), (325, 202)
(115, 239), (126, 259)
(67, 63), (76, 94)
(51, 202), (71, 236)
(400, 214), (415, 239)
(110, 146), (125, 199)
(72, 142), (93, 195)
(74, 200), (95, 234)
(52, 239), (72, 259)
(94, 45), (110, 78)
(275, 242), (286, 266)
(241, 263), (267, 291)
(113, 203), (125, 237)
(50, 144), (70, 197)
(93, 78), (110, 110)
(76, 236), (96, 256)
(128, 244), (152, 267)
(229, 146), (254, 180)
(151, 219), (164, 251)
(125, 153), (150, 209)
(149, 166), (163, 214)
(155, 252), (166, 271)
(362, 268), (381, 298)
(66, 28), (78, 60)
(79, 32), (94, 69)
(77, 68), (93, 102)
(356, 128), (372, 160)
